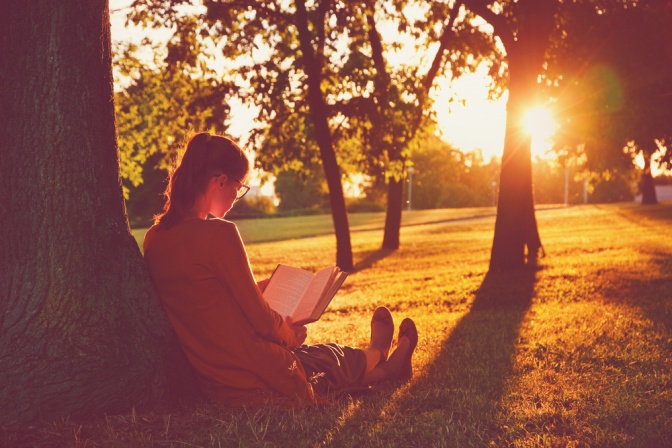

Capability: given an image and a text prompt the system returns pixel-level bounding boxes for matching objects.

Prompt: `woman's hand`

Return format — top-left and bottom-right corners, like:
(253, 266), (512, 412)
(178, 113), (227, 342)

(285, 316), (307, 348)
(257, 277), (271, 293)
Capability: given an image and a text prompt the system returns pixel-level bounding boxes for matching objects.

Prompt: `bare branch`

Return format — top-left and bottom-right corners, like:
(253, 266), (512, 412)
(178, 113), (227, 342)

(422, 0), (464, 93)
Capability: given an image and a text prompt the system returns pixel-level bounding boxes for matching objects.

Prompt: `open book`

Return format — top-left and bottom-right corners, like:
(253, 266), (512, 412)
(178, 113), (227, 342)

(263, 264), (348, 325)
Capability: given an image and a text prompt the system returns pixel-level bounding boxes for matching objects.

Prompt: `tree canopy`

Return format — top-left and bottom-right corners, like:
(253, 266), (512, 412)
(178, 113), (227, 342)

(120, 0), (671, 268)
(548, 0), (672, 204)
(114, 33), (232, 197)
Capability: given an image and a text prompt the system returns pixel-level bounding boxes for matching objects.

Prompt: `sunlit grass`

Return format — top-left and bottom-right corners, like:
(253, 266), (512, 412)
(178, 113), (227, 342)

(6, 202), (672, 447)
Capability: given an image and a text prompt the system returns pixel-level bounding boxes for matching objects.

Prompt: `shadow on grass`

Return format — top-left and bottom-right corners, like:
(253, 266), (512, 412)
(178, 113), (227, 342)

(322, 267), (538, 446)
(613, 202), (672, 224)
(352, 248), (396, 273)
(598, 202), (672, 331)
(599, 250), (672, 332)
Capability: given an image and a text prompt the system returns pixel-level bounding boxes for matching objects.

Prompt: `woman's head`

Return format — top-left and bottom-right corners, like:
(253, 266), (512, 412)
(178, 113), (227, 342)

(155, 132), (250, 228)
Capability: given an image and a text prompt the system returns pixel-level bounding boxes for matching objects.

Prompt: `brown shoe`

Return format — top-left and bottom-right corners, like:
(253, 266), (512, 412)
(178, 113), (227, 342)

(370, 306), (394, 362)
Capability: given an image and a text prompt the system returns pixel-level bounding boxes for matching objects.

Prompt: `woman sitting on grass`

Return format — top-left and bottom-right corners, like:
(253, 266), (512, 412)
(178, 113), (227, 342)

(143, 132), (418, 406)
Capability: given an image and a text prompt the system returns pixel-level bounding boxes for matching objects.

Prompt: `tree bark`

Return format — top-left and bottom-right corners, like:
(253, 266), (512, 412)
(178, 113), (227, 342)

(294, 0), (353, 270)
(0, 0), (197, 425)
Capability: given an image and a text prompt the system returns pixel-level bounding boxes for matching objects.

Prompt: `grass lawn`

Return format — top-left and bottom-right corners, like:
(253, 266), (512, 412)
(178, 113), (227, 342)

(5, 202), (672, 447)
(130, 207), (503, 248)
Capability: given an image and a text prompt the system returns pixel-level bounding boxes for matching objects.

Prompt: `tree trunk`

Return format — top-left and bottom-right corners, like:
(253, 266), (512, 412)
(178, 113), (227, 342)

(294, 0), (353, 270)
(382, 177), (404, 250)
(0, 0), (196, 425)
(489, 0), (555, 270)
(380, 1), (463, 251)
(363, 3), (404, 251)
(640, 152), (658, 205)
(489, 73), (542, 269)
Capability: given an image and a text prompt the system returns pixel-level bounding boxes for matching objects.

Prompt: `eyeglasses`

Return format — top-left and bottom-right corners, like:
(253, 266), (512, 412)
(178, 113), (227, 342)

(231, 177), (251, 200)
(214, 173), (250, 200)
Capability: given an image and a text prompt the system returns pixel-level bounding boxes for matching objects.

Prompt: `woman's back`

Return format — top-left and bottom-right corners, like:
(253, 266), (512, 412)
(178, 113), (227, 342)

(144, 219), (312, 405)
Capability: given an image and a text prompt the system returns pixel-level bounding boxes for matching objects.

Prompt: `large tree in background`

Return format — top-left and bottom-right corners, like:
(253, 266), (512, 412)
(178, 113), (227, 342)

(459, 0), (671, 268)
(310, 0), (494, 250)
(294, 0), (353, 269)
(354, 0), (477, 249)
(305, 0), (554, 261)
(0, 0), (194, 424)
(459, 0), (557, 270)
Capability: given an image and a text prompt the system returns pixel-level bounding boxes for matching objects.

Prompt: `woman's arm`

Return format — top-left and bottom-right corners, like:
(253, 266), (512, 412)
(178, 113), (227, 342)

(209, 221), (303, 348)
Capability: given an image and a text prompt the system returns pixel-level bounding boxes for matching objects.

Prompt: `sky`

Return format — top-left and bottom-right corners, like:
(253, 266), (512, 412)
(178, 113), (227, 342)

(432, 69), (508, 160)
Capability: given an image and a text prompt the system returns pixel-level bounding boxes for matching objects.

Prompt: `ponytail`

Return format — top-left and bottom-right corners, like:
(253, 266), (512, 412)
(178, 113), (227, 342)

(154, 133), (249, 229)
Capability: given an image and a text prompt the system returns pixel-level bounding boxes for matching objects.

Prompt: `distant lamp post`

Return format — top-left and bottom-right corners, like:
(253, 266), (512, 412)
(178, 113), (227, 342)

(406, 167), (414, 211)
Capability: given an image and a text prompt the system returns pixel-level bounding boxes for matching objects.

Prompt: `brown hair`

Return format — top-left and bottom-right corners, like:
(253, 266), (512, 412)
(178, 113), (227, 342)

(154, 132), (250, 229)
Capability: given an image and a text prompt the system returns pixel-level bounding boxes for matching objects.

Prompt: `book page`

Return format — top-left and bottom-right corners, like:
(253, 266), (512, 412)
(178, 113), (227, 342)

(263, 265), (314, 318)
(291, 266), (336, 323)
(311, 270), (347, 320)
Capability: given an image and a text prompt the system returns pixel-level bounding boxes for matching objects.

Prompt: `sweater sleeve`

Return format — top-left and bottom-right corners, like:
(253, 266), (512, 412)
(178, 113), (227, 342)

(208, 220), (299, 348)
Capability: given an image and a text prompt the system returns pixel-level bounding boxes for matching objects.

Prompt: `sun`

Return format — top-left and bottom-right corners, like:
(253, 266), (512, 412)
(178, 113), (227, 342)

(523, 106), (556, 158)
